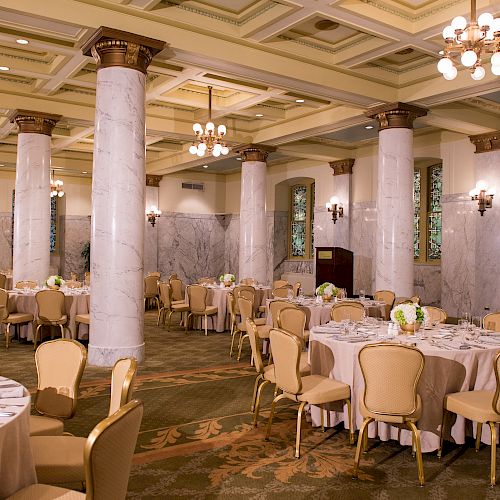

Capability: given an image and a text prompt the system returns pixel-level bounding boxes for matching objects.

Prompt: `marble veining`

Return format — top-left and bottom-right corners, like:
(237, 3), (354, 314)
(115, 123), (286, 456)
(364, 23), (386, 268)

(414, 264), (441, 306)
(59, 215), (91, 279)
(13, 133), (51, 285)
(0, 213), (12, 271)
(272, 211), (288, 281)
(89, 66), (146, 366)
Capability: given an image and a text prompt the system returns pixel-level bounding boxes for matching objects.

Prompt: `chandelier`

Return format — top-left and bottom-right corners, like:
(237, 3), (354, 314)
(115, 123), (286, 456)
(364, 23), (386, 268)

(189, 86), (229, 158)
(438, 0), (500, 80)
(50, 170), (64, 198)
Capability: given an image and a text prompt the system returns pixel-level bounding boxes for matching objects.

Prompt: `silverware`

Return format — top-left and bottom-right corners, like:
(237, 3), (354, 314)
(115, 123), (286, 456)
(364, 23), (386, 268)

(0, 404), (24, 408)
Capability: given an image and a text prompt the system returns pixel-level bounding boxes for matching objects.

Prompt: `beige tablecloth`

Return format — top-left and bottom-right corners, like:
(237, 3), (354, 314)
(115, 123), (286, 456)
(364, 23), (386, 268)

(309, 328), (500, 453)
(6, 290), (90, 341)
(0, 377), (36, 498)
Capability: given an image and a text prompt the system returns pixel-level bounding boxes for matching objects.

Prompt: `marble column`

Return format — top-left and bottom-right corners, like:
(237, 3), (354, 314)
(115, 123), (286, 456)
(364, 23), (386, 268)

(144, 174), (161, 275)
(11, 110), (61, 285)
(330, 159), (354, 250)
(82, 27), (165, 366)
(236, 145), (275, 285)
(366, 103), (427, 297)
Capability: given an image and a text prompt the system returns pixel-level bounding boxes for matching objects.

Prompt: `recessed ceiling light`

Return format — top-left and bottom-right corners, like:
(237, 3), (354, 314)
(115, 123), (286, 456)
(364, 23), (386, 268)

(365, 125), (374, 130)
(295, 99), (305, 103)
(202, 165), (208, 169)
(0, 66), (9, 71)
(82, 171), (88, 174)
(255, 113), (264, 117)
(236, 157), (242, 161)
(0, 164), (4, 167)
(16, 39), (29, 45)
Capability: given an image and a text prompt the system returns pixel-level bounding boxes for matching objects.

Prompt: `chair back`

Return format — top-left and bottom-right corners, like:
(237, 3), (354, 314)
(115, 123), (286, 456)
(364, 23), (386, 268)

(34, 339), (87, 419)
(292, 282), (301, 297)
(169, 278), (184, 302)
(109, 358), (137, 416)
(144, 275), (159, 297)
(240, 277), (256, 286)
(65, 280), (82, 289)
(187, 285), (208, 313)
(331, 302), (365, 322)
(374, 290), (396, 307)
(16, 280), (37, 289)
(85, 400), (143, 500)
(169, 273), (178, 280)
(0, 273), (6, 289)
(158, 282), (172, 310)
(147, 272), (161, 278)
(269, 300), (295, 328)
(269, 328), (302, 394)
(237, 296), (254, 323)
(483, 312), (500, 331)
(272, 285), (293, 298)
(273, 279), (289, 289)
(410, 295), (421, 305)
(277, 307), (306, 342)
(227, 292), (236, 322)
(0, 288), (8, 321)
(359, 343), (424, 417)
(234, 285), (255, 314)
(84, 272), (91, 286)
(493, 352), (500, 416)
(394, 297), (411, 308)
(197, 276), (215, 285)
(36, 289), (66, 322)
(423, 306), (447, 324)
(246, 319), (265, 375)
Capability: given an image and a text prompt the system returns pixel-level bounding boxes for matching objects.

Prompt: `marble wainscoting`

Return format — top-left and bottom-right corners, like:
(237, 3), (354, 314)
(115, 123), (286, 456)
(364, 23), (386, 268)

(272, 211), (288, 281)
(441, 194), (477, 317)
(157, 212), (226, 285)
(313, 207), (334, 248)
(223, 214), (239, 279)
(414, 264), (441, 306)
(0, 213), (12, 271)
(283, 260), (314, 274)
(350, 201), (377, 295)
(59, 215), (91, 279)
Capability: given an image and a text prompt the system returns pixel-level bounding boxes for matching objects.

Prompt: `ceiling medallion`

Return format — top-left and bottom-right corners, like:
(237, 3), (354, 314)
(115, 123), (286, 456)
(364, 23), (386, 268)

(314, 19), (339, 31)
(437, 0), (500, 80)
(189, 86), (229, 158)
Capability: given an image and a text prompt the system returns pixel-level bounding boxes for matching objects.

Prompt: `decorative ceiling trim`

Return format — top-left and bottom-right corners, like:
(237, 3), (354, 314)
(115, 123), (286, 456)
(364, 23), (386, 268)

(329, 158), (355, 175)
(469, 131), (500, 154)
(146, 174), (162, 186)
(277, 33), (373, 55)
(0, 51), (56, 65)
(0, 75), (33, 85)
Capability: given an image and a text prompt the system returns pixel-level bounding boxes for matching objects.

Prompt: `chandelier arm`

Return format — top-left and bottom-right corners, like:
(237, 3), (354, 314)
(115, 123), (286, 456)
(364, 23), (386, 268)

(208, 85), (212, 123)
(471, 0), (476, 22)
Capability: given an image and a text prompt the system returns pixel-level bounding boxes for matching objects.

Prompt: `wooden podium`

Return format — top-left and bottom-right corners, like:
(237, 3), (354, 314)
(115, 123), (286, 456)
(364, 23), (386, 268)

(315, 247), (353, 297)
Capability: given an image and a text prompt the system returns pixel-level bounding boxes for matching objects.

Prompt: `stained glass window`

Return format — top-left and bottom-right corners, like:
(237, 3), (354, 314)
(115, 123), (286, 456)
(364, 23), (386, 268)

(427, 165), (442, 260)
(413, 170), (421, 259)
(289, 183), (314, 259)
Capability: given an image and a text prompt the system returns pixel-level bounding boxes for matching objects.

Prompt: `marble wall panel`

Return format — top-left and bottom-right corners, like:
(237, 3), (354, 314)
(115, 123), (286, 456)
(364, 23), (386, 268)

(144, 186), (158, 275)
(0, 213), (12, 271)
(283, 260), (314, 274)
(313, 208), (334, 248)
(272, 211), (288, 281)
(414, 265), (441, 306)
(59, 215), (91, 279)
(224, 214), (239, 279)
(441, 194), (477, 317)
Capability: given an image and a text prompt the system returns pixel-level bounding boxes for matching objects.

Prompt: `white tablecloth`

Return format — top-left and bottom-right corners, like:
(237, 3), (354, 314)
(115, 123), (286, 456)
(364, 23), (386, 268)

(309, 326), (500, 452)
(6, 289), (90, 341)
(0, 377), (36, 498)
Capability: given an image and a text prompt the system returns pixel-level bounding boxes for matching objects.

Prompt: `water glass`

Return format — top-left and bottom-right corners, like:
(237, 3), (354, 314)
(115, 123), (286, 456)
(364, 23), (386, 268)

(359, 289), (365, 299)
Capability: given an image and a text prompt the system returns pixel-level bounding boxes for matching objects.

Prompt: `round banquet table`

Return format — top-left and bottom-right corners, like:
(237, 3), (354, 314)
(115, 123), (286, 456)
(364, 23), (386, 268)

(6, 288), (90, 341)
(308, 325), (500, 453)
(265, 298), (386, 329)
(0, 377), (36, 498)
(188, 285), (272, 333)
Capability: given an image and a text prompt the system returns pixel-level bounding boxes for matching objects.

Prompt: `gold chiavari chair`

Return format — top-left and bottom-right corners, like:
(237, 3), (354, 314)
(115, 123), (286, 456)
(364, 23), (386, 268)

(186, 285), (218, 336)
(423, 306), (447, 324)
(331, 302), (365, 322)
(374, 290), (396, 320)
(483, 312), (500, 331)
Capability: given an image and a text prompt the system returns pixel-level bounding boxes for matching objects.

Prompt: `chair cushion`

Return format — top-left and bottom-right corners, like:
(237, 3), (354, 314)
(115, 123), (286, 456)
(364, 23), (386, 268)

(7, 483), (85, 499)
(445, 390), (500, 423)
(31, 435), (86, 485)
(359, 395), (422, 424)
(172, 300), (186, 305)
(295, 374), (350, 405)
(256, 324), (271, 339)
(74, 314), (89, 325)
(171, 303), (190, 312)
(29, 415), (64, 436)
(254, 318), (267, 326)
(38, 315), (68, 326)
(5, 313), (34, 324)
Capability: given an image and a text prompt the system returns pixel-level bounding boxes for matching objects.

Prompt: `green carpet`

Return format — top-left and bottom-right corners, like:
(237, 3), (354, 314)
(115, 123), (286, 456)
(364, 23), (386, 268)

(1, 312), (499, 499)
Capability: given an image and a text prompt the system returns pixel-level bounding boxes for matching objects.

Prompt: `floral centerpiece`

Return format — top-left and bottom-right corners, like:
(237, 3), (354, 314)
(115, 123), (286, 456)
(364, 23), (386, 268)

(219, 273), (236, 287)
(390, 303), (428, 334)
(315, 282), (338, 301)
(46, 275), (65, 289)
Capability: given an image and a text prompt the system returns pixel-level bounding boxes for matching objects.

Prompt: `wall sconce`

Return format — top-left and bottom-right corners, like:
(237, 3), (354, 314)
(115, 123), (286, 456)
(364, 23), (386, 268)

(469, 180), (495, 216)
(326, 196), (343, 224)
(147, 206), (161, 227)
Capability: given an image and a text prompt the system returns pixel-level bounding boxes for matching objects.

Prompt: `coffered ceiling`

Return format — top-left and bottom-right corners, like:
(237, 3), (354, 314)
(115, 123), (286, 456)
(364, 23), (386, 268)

(0, 0), (498, 177)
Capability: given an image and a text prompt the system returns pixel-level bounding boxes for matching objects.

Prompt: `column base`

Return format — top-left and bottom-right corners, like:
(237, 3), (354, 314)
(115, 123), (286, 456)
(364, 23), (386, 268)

(88, 343), (145, 367)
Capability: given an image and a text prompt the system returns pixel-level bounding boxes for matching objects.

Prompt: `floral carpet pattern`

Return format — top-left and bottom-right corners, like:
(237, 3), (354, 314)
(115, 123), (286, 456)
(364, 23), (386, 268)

(1, 312), (499, 499)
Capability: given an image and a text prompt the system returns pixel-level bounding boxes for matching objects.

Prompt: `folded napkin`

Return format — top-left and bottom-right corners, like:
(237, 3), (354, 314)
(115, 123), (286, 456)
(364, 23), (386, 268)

(0, 386), (24, 398)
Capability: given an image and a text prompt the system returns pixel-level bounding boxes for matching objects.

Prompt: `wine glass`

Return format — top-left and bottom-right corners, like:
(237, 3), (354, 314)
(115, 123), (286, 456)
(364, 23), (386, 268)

(359, 289), (365, 300)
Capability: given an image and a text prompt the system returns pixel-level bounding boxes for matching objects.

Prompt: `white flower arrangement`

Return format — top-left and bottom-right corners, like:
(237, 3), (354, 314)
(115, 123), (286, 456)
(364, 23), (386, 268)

(315, 282), (338, 298)
(46, 275), (65, 287)
(390, 303), (428, 326)
(219, 273), (235, 283)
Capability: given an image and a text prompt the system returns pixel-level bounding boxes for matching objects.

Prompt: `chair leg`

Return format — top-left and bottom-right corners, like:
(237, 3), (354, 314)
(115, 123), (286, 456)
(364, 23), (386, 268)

(407, 421), (425, 486)
(230, 328), (239, 357)
(265, 393), (287, 441)
(157, 307), (163, 327)
(489, 421), (497, 486)
(353, 417), (373, 479)
(167, 311), (174, 331)
(5, 323), (11, 349)
(438, 408), (451, 459)
(320, 405), (325, 432)
(186, 313), (192, 333)
(204, 314), (208, 336)
(59, 324), (65, 339)
(253, 380), (270, 427)
(251, 375), (262, 412)
(476, 422), (483, 452)
(237, 333), (248, 361)
(295, 401), (307, 458)
(345, 398), (355, 445)
(34, 324), (42, 350)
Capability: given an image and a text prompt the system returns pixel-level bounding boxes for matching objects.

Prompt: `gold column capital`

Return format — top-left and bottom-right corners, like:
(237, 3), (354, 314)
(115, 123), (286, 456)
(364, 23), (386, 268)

(81, 26), (166, 74)
(469, 131), (500, 154)
(235, 144), (276, 162)
(329, 158), (355, 176)
(365, 102), (427, 131)
(10, 110), (62, 136)
(146, 174), (162, 187)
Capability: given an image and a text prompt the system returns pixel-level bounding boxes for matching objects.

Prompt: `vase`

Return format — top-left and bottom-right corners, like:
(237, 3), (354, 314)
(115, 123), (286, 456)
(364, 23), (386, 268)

(224, 281), (232, 287)
(399, 322), (421, 334)
(323, 295), (332, 302)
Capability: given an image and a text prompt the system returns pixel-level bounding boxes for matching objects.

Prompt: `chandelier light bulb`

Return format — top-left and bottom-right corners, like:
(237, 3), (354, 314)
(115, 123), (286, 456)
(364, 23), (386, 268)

(477, 13), (494, 28)
(437, 57), (453, 73)
(212, 148), (221, 157)
(189, 144), (197, 155)
(329, 196), (339, 205)
(485, 29), (495, 40)
(471, 65), (485, 80)
(193, 123), (202, 134)
(451, 16), (467, 31)
(443, 66), (458, 80)
(491, 18), (500, 33)
(442, 25), (455, 39)
(213, 143), (222, 154)
(491, 52), (500, 66)
(461, 49), (477, 67)
(217, 124), (226, 135)
(58, 191), (64, 197)
(469, 188), (478, 197)
(205, 122), (215, 133)
(476, 180), (488, 191)
(221, 146), (229, 155)
(492, 64), (500, 76)
(198, 142), (207, 151)
(196, 149), (205, 157)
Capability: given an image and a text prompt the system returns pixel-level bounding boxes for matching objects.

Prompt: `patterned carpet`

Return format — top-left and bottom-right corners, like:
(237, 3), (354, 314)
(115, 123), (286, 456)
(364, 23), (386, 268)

(1, 312), (499, 499)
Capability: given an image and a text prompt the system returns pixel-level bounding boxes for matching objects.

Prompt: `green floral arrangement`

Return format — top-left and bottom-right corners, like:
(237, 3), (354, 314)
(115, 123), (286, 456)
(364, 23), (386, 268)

(46, 275), (65, 287)
(219, 273), (236, 283)
(315, 282), (338, 297)
(390, 303), (428, 325)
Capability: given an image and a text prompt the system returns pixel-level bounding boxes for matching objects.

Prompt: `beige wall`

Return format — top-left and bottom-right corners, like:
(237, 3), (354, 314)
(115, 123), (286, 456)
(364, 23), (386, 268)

(0, 170), (15, 212)
(58, 175), (92, 216)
